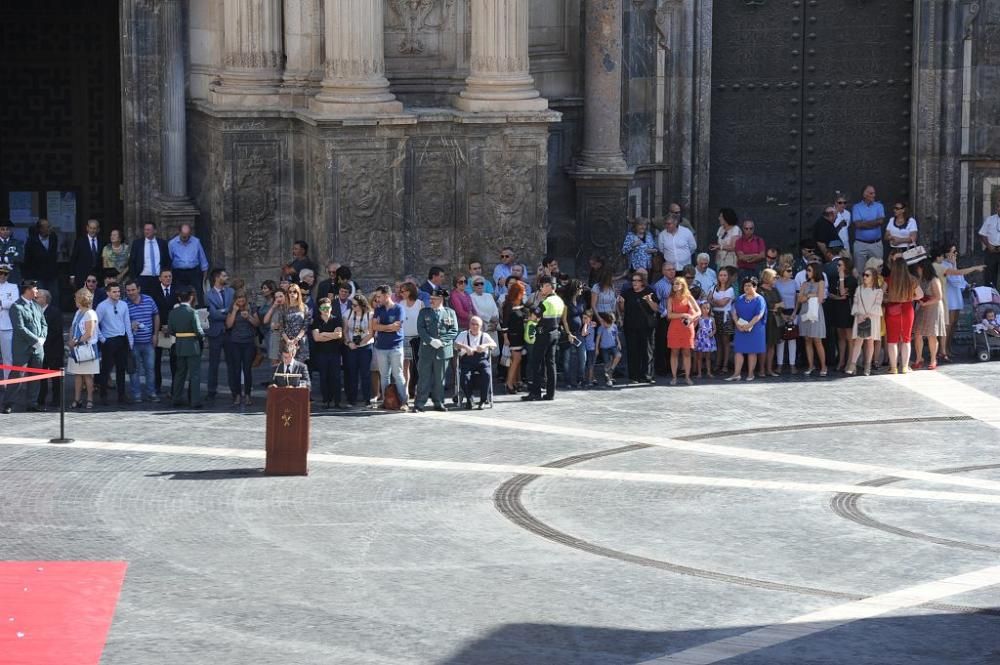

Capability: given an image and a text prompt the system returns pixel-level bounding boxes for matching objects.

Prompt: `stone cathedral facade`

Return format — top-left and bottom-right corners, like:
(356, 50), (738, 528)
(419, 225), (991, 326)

(106, 0), (999, 285)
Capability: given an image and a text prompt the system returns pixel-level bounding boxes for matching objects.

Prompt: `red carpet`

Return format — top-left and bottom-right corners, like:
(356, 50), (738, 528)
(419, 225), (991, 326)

(0, 562), (127, 665)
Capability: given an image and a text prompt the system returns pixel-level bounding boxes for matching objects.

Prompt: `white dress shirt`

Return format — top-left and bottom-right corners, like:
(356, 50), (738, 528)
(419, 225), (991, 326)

(657, 226), (698, 270)
(979, 214), (1000, 247)
(142, 238), (161, 276)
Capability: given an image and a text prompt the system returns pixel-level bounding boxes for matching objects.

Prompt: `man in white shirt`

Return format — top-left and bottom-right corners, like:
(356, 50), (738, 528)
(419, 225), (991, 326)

(979, 199), (1000, 287)
(657, 215), (698, 271)
(833, 195), (852, 255)
(0, 264), (20, 379)
(692, 253), (717, 295)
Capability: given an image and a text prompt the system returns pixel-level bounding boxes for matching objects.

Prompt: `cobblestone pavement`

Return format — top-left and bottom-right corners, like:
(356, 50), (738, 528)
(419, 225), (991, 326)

(1, 363), (999, 664)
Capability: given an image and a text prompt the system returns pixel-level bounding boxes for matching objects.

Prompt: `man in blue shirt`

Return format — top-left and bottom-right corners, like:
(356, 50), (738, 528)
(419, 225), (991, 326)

(371, 284), (408, 411)
(168, 223), (210, 306)
(651, 263), (676, 375)
(851, 185), (886, 272)
(465, 259), (494, 296)
(125, 280), (160, 403)
(95, 282), (134, 404)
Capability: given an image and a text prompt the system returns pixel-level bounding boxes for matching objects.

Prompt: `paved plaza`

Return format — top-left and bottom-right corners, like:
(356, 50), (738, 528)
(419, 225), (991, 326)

(1, 364), (999, 664)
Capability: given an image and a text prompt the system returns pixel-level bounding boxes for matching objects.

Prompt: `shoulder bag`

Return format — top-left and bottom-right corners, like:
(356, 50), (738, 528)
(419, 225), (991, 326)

(70, 312), (97, 363)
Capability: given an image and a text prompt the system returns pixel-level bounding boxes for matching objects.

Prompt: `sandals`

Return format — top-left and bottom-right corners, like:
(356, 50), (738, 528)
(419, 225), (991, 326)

(911, 360), (923, 370)
(85, 401), (94, 410)
(819, 370), (828, 377)
(724, 375), (742, 382)
(927, 363), (937, 371)
(70, 401), (81, 409)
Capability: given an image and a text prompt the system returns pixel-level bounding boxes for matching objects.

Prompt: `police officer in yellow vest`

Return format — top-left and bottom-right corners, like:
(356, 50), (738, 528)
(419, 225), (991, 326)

(522, 276), (571, 401)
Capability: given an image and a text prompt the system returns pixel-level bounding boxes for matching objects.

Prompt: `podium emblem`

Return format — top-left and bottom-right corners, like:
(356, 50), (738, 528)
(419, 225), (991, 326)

(281, 408), (293, 427)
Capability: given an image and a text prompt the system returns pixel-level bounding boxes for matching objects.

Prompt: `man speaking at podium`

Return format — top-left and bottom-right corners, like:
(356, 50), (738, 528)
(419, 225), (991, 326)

(271, 342), (311, 389)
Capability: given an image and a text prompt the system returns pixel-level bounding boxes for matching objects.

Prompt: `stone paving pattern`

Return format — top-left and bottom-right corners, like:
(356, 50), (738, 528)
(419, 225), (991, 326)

(1, 364), (999, 664)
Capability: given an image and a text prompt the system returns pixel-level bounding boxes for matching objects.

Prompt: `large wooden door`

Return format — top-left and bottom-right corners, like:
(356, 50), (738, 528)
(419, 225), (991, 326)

(709, 0), (913, 248)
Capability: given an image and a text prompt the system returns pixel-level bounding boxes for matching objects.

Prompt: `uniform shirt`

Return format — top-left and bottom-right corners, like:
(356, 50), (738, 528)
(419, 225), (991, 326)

(978, 213), (1000, 247)
(0, 281), (19, 331)
(125, 294), (157, 344)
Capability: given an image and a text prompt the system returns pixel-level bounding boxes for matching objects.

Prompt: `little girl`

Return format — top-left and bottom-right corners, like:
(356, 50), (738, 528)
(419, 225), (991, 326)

(594, 312), (622, 387)
(982, 309), (1000, 337)
(580, 310), (597, 386)
(694, 300), (717, 378)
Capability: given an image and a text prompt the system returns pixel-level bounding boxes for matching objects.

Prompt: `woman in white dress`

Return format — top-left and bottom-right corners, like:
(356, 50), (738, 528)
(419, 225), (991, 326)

(846, 267), (883, 375)
(67, 288), (99, 409)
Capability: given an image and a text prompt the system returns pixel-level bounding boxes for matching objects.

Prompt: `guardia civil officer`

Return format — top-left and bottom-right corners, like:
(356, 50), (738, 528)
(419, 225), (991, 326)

(522, 276), (574, 401)
(413, 288), (459, 412)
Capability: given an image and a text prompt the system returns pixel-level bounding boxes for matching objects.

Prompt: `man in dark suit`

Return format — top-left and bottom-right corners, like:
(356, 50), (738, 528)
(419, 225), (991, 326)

(3, 281), (48, 413)
(204, 268), (235, 400)
(128, 222), (171, 296)
(150, 268), (179, 395)
(35, 288), (64, 407)
(24, 219), (60, 303)
(413, 288), (458, 412)
(69, 219), (102, 290)
(270, 342), (311, 388)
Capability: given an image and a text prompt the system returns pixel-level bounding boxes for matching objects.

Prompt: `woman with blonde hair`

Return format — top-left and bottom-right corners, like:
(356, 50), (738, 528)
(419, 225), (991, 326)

(846, 266), (884, 375)
(67, 288), (99, 409)
(666, 277), (700, 385)
(281, 283), (311, 363)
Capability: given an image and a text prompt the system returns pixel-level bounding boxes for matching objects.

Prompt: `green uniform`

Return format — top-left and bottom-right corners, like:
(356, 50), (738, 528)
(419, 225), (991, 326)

(415, 305), (459, 408)
(167, 302), (205, 406)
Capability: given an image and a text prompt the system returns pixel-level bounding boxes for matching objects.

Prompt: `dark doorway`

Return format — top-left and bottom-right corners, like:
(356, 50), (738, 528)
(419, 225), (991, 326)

(0, 0), (123, 243)
(709, 0), (913, 250)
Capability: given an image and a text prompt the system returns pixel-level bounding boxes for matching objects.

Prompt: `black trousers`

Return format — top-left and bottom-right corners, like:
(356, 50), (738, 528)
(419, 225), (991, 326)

(985, 251), (1000, 288)
(460, 358), (491, 403)
(98, 336), (129, 399)
(654, 316), (669, 375)
(528, 329), (559, 397)
(172, 268), (204, 306)
(314, 352), (342, 404)
(625, 326), (655, 382)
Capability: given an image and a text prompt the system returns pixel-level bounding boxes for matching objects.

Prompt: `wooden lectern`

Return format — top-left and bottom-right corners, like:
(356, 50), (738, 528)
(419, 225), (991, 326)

(265, 385), (311, 475)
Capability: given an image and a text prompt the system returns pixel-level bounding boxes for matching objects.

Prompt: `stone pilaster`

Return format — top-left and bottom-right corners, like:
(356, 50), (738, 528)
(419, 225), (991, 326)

(156, 0), (198, 232)
(455, 0), (548, 112)
(576, 0), (628, 171)
(309, 0), (404, 116)
(571, 0), (633, 275)
(210, 0), (284, 106)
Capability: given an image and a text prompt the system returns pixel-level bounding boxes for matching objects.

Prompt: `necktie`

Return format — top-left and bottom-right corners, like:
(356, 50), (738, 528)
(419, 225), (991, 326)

(147, 239), (155, 274)
(91, 237), (97, 256)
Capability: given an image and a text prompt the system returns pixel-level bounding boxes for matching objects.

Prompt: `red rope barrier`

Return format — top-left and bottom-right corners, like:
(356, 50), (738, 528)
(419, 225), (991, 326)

(0, 366), (62, 387)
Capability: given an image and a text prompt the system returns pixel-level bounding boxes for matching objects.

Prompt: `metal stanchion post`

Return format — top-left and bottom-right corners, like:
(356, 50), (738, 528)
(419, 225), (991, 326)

(50, 370), (73, 444)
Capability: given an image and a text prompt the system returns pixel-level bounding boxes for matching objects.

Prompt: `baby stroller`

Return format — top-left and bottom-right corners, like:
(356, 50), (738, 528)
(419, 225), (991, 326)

(971, 285), (1000, 362)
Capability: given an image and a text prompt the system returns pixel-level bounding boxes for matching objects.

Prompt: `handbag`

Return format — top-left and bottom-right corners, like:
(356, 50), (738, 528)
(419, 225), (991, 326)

(499, 345), (511, 367)
(71, 343), (96, 363)
(856, 318), (873, 338)
(801, 296), (820, 322)
(781, 321), (799, 340)
(70, 311), (97, 363)
(382, 383), (402, 410)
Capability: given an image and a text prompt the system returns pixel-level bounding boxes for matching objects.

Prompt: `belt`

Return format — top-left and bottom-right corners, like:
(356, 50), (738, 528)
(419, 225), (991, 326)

(174, 332), (198, 338)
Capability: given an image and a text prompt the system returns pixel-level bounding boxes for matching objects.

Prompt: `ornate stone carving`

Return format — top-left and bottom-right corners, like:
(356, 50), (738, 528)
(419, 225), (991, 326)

(223, 51), (284, 70)
(338, 154), (392, 274)
(388, 0), (457, 54)
(234, 144), (279, 266)
(478, 148), (540, 256)
(412, 149), (456, 265)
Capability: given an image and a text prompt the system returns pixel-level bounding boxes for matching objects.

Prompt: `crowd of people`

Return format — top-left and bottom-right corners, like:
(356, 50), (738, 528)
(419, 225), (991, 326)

(0, 185), (997, 414)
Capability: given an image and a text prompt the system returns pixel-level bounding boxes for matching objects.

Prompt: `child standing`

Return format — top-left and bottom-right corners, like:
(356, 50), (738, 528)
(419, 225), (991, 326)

(594, 312), (622, 387)
(694, 300), (717, 378)
(581, 309), (596, 387)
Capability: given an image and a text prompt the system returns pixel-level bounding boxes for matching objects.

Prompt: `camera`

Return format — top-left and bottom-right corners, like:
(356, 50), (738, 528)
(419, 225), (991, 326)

(352, 335), (362, 345)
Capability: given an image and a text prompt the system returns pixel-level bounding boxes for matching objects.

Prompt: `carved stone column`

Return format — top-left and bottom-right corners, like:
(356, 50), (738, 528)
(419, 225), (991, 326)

(310, 0), (404, 116)
(210, 0), (284, 105)
(156, 0), (198, 231)
(455, 0), (548, 112)
(571, 0), (633, 274)
(282, 0), (324, 106)
(577, 0), (628, 170)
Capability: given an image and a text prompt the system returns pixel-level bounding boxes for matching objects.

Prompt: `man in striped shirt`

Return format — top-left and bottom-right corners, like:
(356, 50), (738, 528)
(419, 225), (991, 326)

(125, 280), (160, 403)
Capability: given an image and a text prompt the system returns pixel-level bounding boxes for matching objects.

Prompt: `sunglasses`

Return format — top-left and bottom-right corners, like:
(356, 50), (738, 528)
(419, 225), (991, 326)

(782, 269), (792, 273)
(894, 206), (905, 210)
(631, 279), (644, 283)
(836, 200), (847, 204)
(473, 282), (484, 286)
(500, 254), (512, 259)
(456, 279), (467, 284)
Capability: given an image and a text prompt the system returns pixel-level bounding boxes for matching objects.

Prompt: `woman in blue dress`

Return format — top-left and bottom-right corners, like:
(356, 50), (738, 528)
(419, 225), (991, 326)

(727, 276), (768, 382)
